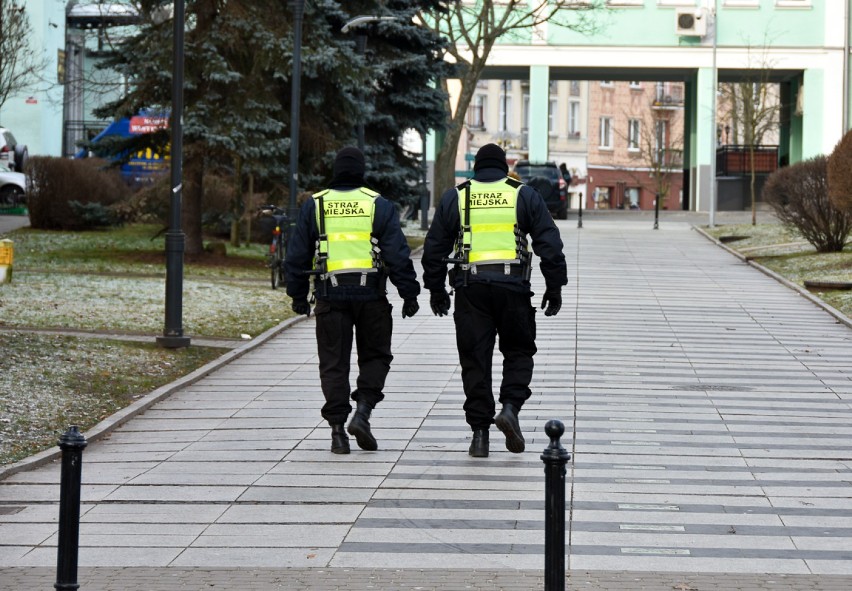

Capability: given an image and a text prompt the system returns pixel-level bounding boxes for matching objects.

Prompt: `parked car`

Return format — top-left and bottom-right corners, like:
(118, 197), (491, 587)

(512, 160), (568, 219)
(0, 170), (26, 207)
(0, 128), (28, 173)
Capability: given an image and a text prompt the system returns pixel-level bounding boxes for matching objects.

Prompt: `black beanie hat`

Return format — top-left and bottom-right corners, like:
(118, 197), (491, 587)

(331, 146), (366, 186)
(473, 143), (508, 173)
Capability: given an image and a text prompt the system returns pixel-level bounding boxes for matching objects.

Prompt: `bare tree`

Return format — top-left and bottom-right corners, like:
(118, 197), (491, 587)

(718, 41), (782, 225)
(418, 1), (606, 198)
(613, 85), (685, 210)
(0, 0), (44, 110)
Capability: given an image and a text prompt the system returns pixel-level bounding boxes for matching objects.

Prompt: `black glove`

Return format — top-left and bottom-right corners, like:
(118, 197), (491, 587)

(541, 289), (561, 317)
(430, 289), (451, 317)
(291, 298), (311, 316)
(402, 298), (420, 318)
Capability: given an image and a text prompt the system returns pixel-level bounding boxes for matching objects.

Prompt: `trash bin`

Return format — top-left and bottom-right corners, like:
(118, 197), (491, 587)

(0, 239), (13, 283)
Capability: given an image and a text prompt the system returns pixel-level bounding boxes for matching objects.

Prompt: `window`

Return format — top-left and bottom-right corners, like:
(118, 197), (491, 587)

(568, 101), (580, 137)
(626, 187), (640, 209)
(599, 117), (613, 148)
(629, 81), (642, 89)
(468, 95), (486, 129)
(600, 80), (614, 87)
(548, 99), (557, 134)
(628, 119), (641, 150)
(654, 120), (668, 163)
(549, 80), (558, 95)
(500, 95), (512, 132)
(570, 81), (581, 96)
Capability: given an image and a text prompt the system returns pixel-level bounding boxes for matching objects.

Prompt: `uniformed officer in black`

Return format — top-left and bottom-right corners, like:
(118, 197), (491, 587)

(285, 147), (420, 454)
(422, 143), (567, 457)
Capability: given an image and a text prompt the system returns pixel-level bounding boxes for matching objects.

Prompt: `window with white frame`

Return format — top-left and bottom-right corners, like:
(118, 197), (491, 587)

(500, 95), (512, 132)
(468, 95), (486, 129)
(549, 99), (557, 134)
(599, 117), (613, 148)
(600, 80), (614, 87)
(568, 101), (580, 137)
(654, 119), (668, 163)
(628, 119), (641, 150)
(629, 81), (642, 89)
(570, 80), (581, 96)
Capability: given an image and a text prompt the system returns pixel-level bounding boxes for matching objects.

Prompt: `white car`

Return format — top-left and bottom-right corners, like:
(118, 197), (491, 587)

(0, 128), (27, 173)
(0, 170), (26, 207)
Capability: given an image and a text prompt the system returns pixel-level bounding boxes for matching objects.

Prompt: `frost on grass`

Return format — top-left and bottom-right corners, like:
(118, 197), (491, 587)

(0, 332), (221, 465)
(0, 273), (292, 337)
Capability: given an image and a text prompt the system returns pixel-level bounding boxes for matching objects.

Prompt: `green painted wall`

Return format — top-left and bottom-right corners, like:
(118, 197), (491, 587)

(542, 2), (825, 48)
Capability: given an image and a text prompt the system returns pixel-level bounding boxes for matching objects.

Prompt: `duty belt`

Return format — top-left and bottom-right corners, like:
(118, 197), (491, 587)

(471, 263), (525, 277)
(320, 273), (384, 288)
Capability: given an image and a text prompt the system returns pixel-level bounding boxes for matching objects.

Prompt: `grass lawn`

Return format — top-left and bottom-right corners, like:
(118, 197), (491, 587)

(0, 222), (426, 467)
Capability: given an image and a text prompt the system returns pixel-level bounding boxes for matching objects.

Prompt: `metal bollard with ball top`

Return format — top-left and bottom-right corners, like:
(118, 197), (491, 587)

(541, 419), (571, 591)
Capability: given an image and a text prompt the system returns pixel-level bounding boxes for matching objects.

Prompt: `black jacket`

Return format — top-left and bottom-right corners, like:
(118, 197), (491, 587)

(422, 167), (567, 294)
(285, 187), (420, 302)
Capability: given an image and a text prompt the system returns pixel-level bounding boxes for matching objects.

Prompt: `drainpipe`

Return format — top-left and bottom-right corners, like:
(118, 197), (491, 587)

(844, 0), (850, 132)
(709, 0), (718, 228)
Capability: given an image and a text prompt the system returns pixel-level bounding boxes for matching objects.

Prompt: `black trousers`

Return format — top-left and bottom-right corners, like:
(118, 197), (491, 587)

(453, 283), (537, 430)
(314, 298), (393, 425)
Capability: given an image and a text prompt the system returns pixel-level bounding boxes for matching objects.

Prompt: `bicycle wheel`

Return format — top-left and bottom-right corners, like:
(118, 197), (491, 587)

(271, 237), (286, 289)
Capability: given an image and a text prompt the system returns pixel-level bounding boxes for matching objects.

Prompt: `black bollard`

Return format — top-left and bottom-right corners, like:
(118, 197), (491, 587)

(577, 193), (583, 229)
(653, 192), (660, 230)
(55, 426), (87, 591)
(541, 419), (571, 591)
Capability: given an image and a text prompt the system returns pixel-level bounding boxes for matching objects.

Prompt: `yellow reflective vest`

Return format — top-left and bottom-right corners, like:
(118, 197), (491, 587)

(457, 178), (526, 266)
(313, 188), (379, 275)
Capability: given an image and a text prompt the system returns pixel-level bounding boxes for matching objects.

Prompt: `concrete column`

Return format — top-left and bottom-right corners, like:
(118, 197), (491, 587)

(802, 68), (826, 158)
(528, 65), (550, 162)
(694, 67), (716, 213)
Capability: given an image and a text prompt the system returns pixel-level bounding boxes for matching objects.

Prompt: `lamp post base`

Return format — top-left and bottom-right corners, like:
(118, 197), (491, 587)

(156, 335), (192, 349)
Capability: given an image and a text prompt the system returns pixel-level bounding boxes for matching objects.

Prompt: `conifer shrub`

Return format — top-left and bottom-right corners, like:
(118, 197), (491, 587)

(27, 157), (130, 230)
(764, 155), (852, 252)
(828, 129), (852, 214)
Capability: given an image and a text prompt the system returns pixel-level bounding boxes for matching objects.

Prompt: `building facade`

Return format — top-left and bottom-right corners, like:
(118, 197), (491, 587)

(450, 0), (851, 213)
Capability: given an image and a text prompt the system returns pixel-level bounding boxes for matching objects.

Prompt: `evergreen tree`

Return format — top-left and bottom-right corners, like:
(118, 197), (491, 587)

(327, 1), (452, 209)
(91, 0), (449, 253)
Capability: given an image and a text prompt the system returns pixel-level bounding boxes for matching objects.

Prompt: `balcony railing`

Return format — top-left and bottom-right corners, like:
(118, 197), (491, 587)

(716, 145), (779, 177)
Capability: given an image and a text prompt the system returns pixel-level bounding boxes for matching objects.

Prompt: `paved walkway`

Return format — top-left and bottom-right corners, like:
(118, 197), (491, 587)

(3, 214), (852, 589)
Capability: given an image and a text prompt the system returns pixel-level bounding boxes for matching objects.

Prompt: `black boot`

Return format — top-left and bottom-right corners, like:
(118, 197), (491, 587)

(495, 403), (525, 453)
(330, 423), (350, 455)
(347, 401), (378, 451)
(469, 429), (489, 458)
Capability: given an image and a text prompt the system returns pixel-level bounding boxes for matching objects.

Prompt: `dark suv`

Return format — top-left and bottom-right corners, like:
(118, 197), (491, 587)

(512, 160), (568, 219)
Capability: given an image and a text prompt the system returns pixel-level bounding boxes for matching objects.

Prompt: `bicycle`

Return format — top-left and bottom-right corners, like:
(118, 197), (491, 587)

(259, 204), (289, 290)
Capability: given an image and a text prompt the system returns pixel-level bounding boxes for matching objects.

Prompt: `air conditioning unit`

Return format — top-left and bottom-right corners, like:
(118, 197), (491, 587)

(675, 8), (707, 37)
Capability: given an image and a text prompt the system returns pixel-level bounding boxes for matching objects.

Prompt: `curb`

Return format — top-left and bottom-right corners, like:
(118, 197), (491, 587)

(692, 225), (852, 330)
(0, 315), (307, 481)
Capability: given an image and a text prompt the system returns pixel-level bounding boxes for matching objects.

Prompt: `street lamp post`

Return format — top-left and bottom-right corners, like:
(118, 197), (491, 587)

(709, 0), (719, 228)
(288, 0), (305, 219)
(157, 0), (190, 349)
(341, 15), (399, 151)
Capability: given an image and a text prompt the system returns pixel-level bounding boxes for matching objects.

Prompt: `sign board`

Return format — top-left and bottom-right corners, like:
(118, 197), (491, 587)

(129, 116), (169, 134)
